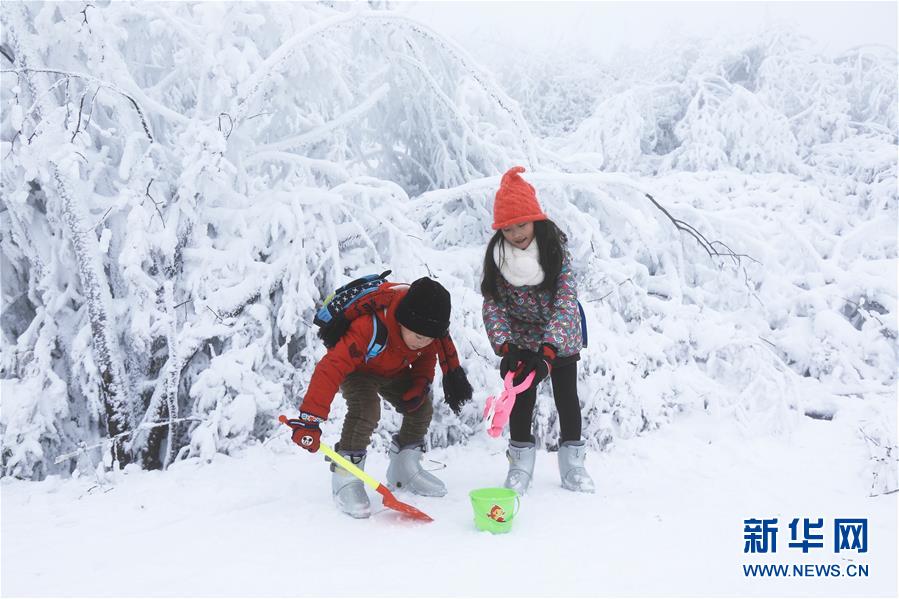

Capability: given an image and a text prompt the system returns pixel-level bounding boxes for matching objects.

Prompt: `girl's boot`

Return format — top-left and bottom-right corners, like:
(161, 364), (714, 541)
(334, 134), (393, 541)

(503, 440), (536, 495)
(558, 440), (595, 493)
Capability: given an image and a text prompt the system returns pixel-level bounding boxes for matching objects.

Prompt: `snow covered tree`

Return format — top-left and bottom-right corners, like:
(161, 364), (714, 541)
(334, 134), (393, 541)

(1, 3), (894, 494)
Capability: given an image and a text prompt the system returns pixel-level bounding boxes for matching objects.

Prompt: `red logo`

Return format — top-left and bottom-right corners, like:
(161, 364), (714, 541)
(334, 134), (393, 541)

(488, 505), (506, 522)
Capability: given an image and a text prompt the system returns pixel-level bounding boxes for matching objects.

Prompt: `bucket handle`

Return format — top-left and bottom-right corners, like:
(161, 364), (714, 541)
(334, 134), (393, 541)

(511, 494), (521, 520)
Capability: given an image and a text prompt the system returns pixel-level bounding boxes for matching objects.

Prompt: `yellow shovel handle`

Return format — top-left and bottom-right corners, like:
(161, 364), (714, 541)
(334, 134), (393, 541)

(319, 442), (380, 491)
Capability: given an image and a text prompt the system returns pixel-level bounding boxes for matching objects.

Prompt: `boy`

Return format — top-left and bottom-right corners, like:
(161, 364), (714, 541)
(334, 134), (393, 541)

(285, 277), (471, 518)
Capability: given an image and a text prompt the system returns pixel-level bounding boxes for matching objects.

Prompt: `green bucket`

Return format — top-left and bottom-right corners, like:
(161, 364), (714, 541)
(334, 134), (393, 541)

(469, 487), (520, 534)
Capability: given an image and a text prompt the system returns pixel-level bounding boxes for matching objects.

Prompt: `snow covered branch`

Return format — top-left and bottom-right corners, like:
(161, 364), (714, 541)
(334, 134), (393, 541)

(1, 68), (158, 140)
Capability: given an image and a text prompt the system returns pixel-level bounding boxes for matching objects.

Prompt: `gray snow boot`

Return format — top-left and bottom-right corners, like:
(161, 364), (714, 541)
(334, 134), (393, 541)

(503, 440), (536, 495)
(330, 450), (371, 518)
(386, 438), (447, 497)
(558, 440), (595, 493)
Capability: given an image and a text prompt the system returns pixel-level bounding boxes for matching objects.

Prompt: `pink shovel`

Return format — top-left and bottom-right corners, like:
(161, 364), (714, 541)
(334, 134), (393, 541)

(483, 371), (536, 438)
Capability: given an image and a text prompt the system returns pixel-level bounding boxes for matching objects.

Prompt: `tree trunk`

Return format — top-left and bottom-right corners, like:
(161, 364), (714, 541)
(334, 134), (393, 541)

(51, 164), (135, 466)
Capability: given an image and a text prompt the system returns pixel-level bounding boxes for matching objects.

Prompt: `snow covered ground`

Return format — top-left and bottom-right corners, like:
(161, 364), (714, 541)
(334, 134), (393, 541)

(3, 409), (895, 597)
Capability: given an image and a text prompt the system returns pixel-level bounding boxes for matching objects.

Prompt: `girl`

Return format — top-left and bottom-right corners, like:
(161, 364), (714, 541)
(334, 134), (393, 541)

(481, 166), (595, 494)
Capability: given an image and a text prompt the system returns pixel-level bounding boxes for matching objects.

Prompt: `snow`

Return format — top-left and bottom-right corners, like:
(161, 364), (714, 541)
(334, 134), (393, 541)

(2, 410), (895, 597)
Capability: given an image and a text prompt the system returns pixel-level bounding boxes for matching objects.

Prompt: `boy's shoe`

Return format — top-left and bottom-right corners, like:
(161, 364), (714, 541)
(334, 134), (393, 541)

(386, 437), (447, 497)
(331, 449), (371, 518)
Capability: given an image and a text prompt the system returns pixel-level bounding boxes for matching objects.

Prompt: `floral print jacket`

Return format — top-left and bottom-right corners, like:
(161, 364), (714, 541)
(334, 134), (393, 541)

(482, 248), (584, 359)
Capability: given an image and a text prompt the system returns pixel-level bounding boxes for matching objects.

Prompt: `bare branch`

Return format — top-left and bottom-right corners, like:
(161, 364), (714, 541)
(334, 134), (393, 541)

(79, 4), (94, 31)
(4, 130), (21, 159)
(875, 488), (899, 496)
(0, 44), (13, 64)
(218, 112), (233, 139)
(710, 240), (761, 265)
(81, 206), (112, 233)
(71, 93), (86, 142)
(143, 178), (165, 225)
(587, 278), (633, 303)
(63, 77), (71, 123)
(84, 86), (101, 129)
(643, 193), (760, 269)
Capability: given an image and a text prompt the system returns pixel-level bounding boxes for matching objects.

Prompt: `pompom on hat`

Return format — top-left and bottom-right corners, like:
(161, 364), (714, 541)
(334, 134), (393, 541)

(492, 166), (548, 230)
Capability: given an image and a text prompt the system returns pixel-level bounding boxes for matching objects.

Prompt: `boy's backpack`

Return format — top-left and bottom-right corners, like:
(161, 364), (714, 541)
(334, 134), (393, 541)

(313, 270), (392, 362)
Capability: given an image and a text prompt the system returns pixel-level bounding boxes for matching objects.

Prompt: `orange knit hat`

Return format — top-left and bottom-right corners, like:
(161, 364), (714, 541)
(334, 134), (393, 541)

(492, 166), (548, 230)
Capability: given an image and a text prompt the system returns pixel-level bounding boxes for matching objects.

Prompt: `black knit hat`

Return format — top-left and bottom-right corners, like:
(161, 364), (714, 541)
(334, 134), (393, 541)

(396, 278), (451, 338)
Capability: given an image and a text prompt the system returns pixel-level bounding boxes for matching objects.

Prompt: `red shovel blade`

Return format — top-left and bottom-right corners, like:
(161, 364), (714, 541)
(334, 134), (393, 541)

(376, 484), (434, 522)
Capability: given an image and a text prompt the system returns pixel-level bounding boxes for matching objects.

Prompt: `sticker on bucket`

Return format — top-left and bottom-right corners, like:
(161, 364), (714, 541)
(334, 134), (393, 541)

(488, 505), (506, 522)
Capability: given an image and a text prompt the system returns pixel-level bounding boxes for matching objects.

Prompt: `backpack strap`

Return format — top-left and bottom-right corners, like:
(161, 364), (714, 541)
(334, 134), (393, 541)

(577, 300), (588, 347)
(343, 283), (400, 322)
(364, 312), (388, 363)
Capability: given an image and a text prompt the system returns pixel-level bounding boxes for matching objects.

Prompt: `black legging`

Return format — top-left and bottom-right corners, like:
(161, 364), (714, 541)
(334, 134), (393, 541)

(509, 361), (582, 443)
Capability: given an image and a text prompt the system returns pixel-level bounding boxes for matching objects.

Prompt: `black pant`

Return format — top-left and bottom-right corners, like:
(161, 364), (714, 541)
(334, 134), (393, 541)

(509, 361), (582, 443)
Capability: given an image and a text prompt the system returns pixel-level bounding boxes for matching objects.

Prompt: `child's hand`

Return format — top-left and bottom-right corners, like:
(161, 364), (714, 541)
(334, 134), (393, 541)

(539, 343), (557, 365)
(443, 367), (473, 415)
(399, 379), (430, 413)
(513, 345), (554, 385)
(283, 412), (324, 453)
(499, 343), (522, 378)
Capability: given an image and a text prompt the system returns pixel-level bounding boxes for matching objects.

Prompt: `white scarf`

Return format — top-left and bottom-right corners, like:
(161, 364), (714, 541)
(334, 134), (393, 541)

(493, 238), (545, 287)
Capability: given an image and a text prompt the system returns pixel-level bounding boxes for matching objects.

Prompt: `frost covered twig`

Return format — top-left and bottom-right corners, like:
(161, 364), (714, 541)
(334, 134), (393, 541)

(143, 179), (165, 225)
(218, 113), (234, 139)
(79, 4), (94, 30)
(53, 417), (204, 464)
(253, 83), (390, 154)
(0, 68), (158, 140)
(82, 207), (112, 233)
(235, 10), (538, 166)
(644, 192), (756, 265)
(362, 12), (539, 166)
(586, 278), (634, 303)
(468, 340), (486, 360)
(235, 11), (357, 120)
(70, 94), (85, 142)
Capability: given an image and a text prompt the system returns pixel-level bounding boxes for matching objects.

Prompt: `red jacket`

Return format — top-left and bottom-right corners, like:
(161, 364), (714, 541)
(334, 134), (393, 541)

(299, 286), (437, 420)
